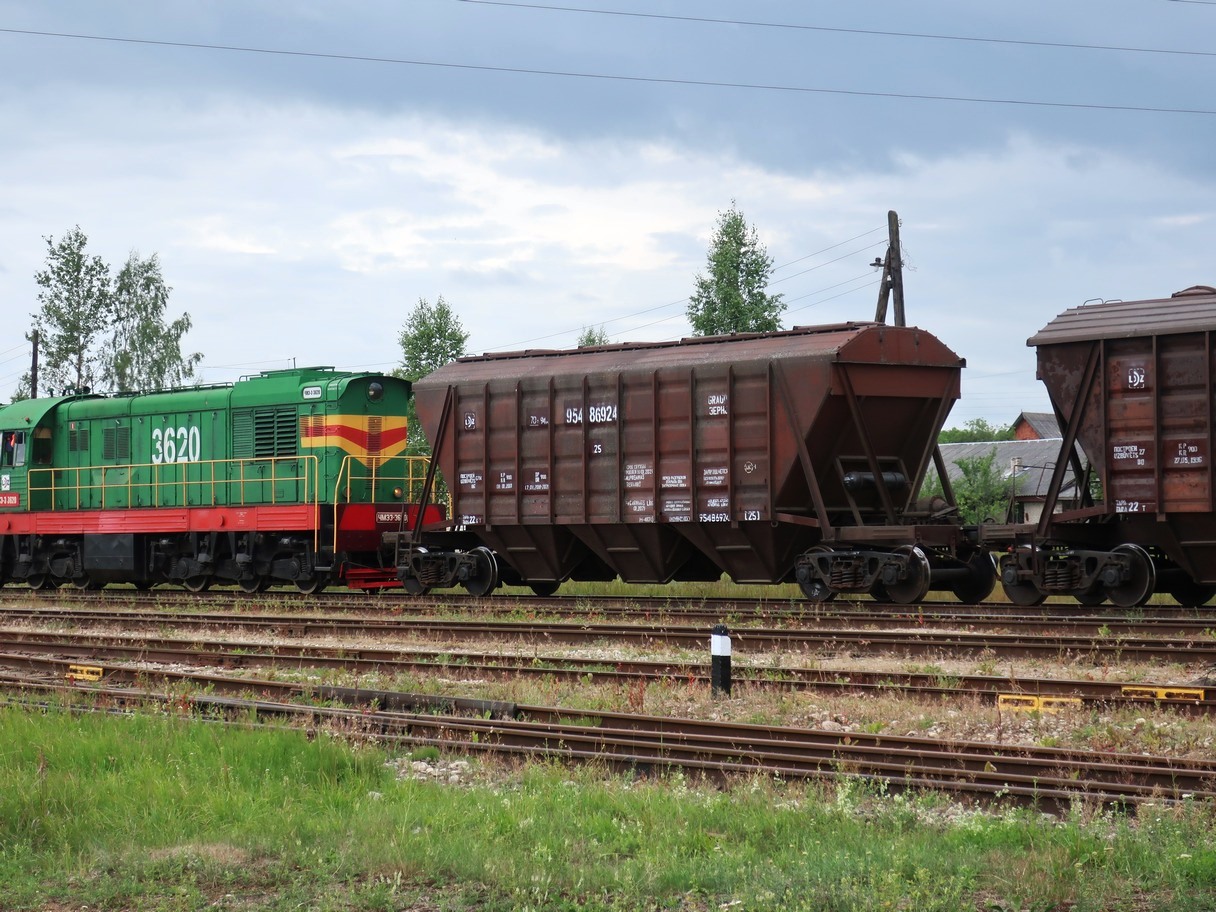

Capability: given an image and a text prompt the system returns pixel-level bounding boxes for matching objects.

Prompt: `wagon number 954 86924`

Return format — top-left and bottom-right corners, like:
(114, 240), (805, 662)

(151, 425), (202, 464)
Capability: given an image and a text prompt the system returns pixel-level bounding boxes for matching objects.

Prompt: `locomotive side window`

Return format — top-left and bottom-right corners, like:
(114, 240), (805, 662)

(33, 428), (51, 464)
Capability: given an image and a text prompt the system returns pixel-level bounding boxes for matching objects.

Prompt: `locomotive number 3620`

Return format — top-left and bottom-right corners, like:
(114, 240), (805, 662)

(151, 425), (202, 464)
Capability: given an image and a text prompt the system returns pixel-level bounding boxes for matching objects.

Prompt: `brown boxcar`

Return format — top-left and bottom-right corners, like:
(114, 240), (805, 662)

(996, 284), (1216, 607)
(401, 323), (994, 603)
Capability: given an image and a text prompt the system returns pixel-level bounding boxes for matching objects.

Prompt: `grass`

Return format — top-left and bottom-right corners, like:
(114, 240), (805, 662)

(2, 703), (1216, 911)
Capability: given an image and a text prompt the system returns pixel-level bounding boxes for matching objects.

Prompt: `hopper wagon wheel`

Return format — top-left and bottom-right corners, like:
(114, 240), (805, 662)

(402, 577), (431, 596)
(295, 576), (328, 596)
(1107, 543), (1156, 609)
(133, 581), (156, 591)
(951, 551), (997, 605)
(797, 545), (836, 602)
(529, 581), (561, 597)
(1001, 578), (1046, 607)
(401, 547), (432, 596)
(238, 576), (270, 594)
(463, 547), (500, 598)
(1167, 579), (1216, 608)
(885, 545), (932, 605)
(1001, 546), (1046, 606)
(182, 576), (211, 593)
(26, 574), (58, 591)
(1074, 589), (1107, 607)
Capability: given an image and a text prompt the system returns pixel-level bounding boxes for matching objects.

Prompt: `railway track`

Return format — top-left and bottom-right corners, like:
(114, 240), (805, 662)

(2, 630), (1212, 715)
(4, 587), (1216, 633)
(2, 669), (1212, 812)
(2, 605), (1215, 663)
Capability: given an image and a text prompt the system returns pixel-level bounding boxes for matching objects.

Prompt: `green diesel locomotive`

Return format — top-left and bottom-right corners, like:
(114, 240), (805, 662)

(0, 367), (435, 592)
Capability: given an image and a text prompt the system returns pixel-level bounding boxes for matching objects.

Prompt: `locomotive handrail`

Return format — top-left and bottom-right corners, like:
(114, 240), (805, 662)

(330, 454), (437, 554)
(27, 455), (321, 517)
(331, 454), (433, 506)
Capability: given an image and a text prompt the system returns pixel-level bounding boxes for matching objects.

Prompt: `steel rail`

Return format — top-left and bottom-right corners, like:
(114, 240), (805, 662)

(1, 606), (1215, 663)
(4, 587), (1216, 632)
(1, 632), (1212, 715)
(2, 671), (1212, 813)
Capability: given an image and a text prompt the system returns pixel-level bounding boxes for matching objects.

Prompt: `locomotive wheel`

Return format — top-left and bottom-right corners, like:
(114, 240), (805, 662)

(295, 576), (328, 595)
(26, 574), (59, 591)
(70, 574), (102, 591)
(182, 576), (211, 593)
(885, 545), (931, 605)
(463, 547), (500, 598)
(529, 581), (561, 597)
(951, 551), (997, 605)
(133, 581), (156, 591)
(1107, 543), (1156, 609)
(1167, 580), (1216, 607)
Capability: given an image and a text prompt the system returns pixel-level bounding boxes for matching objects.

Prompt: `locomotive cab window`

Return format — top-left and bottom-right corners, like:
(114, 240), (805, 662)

(0, 431), (23, 467)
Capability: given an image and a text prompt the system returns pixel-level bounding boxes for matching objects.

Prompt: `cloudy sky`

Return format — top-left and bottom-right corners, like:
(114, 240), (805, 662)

(1, 1), (1213, 426)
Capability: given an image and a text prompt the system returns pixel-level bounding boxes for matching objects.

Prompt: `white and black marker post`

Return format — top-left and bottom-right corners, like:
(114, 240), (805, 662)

(710, 624), (732, 696)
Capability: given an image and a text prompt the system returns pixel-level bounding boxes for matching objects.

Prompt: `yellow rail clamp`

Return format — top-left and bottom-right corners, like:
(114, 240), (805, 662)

(998, 694), (1082, 713)
(1121, 686), (1206, 702)
(67, 665), (104, 682)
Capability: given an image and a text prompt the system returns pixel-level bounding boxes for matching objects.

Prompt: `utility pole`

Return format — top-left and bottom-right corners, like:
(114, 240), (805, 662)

(29, 330), (39, 399)
(873, 210), (906, 327)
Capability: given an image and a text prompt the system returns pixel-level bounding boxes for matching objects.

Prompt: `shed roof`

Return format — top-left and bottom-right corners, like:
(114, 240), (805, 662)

(937, 438), (1080, 499)
(1014, 411), (1061, 439)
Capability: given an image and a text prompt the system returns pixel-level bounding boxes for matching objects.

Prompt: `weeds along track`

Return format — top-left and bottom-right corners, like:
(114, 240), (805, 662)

(2, 670), (1214, 813)
(2, 631), (1214, 716)
(2, 604), (1216, 663)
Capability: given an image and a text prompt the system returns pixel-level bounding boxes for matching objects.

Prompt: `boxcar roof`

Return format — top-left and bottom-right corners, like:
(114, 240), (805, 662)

(1029, 285), (1216, 346)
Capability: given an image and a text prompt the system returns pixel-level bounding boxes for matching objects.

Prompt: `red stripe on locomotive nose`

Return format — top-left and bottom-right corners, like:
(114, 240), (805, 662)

(301, 423), (408, 450)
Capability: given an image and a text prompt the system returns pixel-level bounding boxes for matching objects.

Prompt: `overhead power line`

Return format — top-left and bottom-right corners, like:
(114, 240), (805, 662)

(487, 226), (889, 351)
(1, 27), (1213, 116)
(459, 0), (1216, 59)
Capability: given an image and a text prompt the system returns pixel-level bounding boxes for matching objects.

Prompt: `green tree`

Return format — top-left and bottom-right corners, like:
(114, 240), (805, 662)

(395, 296), (470, 454)
(938, 418), (1015, 444)
(686, 202), (784, 336)
(28, 227), (199, 397)
(32, 226), (113, 394)
(577, 324), (610, 347)
(921, 448), (1016, 524)
(103, 252), (202, 392)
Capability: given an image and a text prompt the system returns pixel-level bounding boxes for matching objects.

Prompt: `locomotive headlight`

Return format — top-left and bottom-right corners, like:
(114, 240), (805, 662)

(368, 381), (384, 402)
(392, 486), (404, 500)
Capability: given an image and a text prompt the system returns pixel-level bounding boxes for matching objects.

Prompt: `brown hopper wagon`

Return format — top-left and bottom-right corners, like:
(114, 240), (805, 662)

(399, 322), (996, 604)
(994, 284), (1216, 608)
